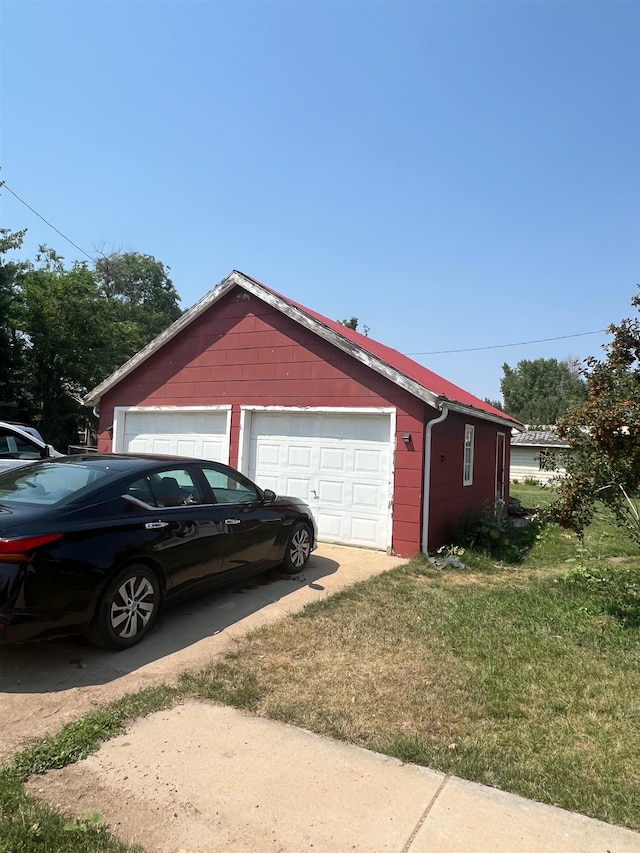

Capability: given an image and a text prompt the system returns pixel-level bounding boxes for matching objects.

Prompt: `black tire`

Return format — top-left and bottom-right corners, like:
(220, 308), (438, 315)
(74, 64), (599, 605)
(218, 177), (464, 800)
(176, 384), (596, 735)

(86, 564), (161, 650)
(281, 523), (312, 574)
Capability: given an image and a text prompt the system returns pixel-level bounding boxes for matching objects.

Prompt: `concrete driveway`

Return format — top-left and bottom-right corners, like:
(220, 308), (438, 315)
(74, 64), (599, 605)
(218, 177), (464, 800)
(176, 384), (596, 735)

(0, 543), (406, 762)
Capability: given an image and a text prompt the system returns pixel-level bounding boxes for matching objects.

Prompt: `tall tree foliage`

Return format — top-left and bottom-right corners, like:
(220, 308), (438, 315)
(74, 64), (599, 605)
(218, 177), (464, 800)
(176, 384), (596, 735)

(95, 251), (182, 356)
(0, 228), (30, 420)
(500, 357), (587, 425)
(16, 249), (113, 448)
(0, 234), (182, 449)
(338, 316), (370, 336)
(550, 286), (640, 546)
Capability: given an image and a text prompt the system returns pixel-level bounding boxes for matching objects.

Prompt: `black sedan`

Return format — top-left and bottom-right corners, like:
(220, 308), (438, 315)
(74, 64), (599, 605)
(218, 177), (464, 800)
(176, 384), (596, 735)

(0, 454), (317, 649)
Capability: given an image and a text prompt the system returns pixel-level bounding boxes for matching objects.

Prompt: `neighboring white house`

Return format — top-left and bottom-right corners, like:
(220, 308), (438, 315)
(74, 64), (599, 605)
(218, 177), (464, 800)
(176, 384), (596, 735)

(510, 430), (571, 485)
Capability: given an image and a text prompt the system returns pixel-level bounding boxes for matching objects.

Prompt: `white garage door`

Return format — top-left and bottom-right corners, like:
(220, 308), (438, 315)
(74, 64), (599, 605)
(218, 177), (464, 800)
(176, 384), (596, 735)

(115, 409), (230, 462)
(247, 411), (393, 550)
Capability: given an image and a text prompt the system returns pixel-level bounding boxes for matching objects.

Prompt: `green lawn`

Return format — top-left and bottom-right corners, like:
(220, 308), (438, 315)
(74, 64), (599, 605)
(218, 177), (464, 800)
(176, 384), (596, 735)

(183, 484), (640, 831)
(1, 483), (639, 850)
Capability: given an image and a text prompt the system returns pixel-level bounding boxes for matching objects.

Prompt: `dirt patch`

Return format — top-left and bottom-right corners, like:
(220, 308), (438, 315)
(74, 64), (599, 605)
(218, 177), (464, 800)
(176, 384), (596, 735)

(26, 765), (178, 852)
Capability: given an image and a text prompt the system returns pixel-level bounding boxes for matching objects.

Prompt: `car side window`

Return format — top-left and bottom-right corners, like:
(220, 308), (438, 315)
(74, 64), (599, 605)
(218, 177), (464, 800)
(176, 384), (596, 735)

(148, 469), (206, 508)
(0, 427), (41, 460)
(202, 468), (259, 504)
(126, 477), (157, 506)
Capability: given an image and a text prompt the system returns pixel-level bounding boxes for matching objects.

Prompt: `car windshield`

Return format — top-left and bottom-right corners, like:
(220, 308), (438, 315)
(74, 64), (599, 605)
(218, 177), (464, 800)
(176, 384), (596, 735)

(0, 461), (108, 506)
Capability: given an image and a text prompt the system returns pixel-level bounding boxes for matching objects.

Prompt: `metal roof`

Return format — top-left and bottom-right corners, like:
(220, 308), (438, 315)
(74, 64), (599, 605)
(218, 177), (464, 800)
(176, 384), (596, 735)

(85, 270), (523, 431)
(511, 430), (570, 447)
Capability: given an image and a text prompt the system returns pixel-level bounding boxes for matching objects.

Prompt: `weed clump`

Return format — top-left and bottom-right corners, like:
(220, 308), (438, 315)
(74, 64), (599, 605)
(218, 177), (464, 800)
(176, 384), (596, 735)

(453, 500), (541, 563)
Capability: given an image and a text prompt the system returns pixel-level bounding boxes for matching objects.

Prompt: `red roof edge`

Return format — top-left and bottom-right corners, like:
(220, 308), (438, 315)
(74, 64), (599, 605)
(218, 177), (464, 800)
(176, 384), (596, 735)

(236, 271), (522, 428)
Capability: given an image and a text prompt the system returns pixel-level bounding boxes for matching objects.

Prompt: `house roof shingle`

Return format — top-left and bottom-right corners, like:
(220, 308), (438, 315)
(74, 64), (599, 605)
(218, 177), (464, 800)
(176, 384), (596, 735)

(511, 430), (570, 448)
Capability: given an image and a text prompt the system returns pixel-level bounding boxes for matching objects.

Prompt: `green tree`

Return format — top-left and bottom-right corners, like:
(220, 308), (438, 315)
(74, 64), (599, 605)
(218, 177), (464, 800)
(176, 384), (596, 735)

(338, 316), (369, 336)
(550, 286), (640, 545)
(484, 398), (504, 411)
(340, 316), (359, 330)
(94, 251), (182, 357)
(16, 248), (108, 448)
(0, 228), (31, 420)
(500, 357), (587, 425)
(1, 236), (182, 447)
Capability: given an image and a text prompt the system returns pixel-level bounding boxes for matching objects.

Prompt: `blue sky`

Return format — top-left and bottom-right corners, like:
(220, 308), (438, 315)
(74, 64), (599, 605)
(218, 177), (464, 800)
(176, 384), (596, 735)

(1, 0), (638, 403)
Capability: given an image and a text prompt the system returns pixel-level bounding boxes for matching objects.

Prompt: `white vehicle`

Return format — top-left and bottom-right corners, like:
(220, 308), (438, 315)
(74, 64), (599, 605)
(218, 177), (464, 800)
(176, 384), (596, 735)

(0, 422), (61, 473)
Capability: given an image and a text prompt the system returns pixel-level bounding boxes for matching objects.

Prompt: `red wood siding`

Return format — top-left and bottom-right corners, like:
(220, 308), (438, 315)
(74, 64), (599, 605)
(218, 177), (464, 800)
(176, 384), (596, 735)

(99, 289), (426, 556)
(427, 411), (510, 550)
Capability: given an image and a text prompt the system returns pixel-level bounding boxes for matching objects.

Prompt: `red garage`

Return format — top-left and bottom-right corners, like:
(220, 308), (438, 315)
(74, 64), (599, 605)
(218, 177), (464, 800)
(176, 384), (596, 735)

(85, 271), (522, 557)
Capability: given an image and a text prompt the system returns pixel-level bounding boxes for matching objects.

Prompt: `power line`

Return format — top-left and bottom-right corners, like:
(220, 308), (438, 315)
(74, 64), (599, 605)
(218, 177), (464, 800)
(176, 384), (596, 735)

(408, 329), (608, 356)
(0, 182), (614, 359)
(1, 181), (95, 262)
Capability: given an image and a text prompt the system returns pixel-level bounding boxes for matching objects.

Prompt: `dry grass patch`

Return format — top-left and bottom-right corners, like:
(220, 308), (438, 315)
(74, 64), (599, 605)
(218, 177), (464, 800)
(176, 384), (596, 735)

(184, 561), (640, 832)
(195, 585), (475, 745)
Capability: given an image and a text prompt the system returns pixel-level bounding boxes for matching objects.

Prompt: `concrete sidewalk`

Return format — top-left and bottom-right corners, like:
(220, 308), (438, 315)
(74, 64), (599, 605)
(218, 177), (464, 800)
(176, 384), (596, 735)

(32, 700), (640, 853)
(22, 544), (640, 853)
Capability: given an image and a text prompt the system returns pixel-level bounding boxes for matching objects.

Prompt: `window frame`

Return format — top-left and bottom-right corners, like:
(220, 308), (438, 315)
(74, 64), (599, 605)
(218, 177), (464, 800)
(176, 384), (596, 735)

(463, 424), (475, 486)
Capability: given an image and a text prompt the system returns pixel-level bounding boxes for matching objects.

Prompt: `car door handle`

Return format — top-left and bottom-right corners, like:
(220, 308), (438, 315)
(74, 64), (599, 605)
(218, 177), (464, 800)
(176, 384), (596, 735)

(145, 521), (169, 529)
(225, 518), (241, 525)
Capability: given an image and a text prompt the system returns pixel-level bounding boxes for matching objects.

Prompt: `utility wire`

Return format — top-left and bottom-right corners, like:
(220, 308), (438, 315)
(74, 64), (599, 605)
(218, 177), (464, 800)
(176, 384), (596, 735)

(0, 181), (612, 357)
(1, 181), (95, 262)
(408, 329), (608, 356)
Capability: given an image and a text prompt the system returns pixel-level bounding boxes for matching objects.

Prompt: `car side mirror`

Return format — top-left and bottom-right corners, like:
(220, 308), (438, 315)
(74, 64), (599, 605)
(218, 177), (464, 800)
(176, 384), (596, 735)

(262, 488), (276, 503)
(42, 444), (55, 459)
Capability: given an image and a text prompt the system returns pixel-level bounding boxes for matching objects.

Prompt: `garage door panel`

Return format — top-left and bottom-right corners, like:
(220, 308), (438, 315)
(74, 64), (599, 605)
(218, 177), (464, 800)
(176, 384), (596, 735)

(318, 446), (348, 471)
(318, 417), (389, 442)
(285, 476), (313, 496)
(124, 411), (225, 433)
(248, 411), (393, 550)
(252, 412), (390, 443)
(176, 439), (199, 456)
(350, 517), (379, 543)
(319, 446), (346, 472)
(317, 479), (344, 504)
(146, 438), (172, 455)
(256, 443), (280, 467)
(200, 439), (227, 459)
(288, 445), (313, 469)
(126, 437), (159, 454)
(255, 474), (280, 493)
(119, 410), (229, 463)
(354, 448), (388, 474)
(352, 483), (383, 509)
(316, 511), (342, 538)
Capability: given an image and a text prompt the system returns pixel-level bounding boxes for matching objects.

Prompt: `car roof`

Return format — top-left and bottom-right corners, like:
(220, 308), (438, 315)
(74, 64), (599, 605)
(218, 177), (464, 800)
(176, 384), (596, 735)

(0, 421), (45, 446)
(52, 453), (215, 471)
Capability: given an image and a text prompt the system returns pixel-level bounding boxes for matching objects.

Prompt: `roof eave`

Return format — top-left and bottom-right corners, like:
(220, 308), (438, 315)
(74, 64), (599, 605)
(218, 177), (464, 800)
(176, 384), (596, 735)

(437, 399), (524, 431)
(83, 272), (244, 406)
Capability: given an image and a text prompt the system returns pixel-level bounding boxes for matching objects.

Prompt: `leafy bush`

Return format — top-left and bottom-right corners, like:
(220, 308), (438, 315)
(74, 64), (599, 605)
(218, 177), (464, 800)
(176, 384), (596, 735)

(453, 500), (541, 563)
